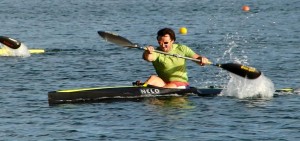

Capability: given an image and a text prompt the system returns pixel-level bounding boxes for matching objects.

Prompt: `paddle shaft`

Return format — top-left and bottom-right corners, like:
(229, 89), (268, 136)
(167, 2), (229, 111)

(134, 45), (220, 65)
(139, 46), (260, 79)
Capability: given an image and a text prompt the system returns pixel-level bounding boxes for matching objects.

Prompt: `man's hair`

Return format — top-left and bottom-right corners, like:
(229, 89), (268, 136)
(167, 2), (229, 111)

(156, 28), (176, 41)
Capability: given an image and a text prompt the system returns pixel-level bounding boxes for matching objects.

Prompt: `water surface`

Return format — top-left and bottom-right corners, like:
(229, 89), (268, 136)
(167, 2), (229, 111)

(0, 0), (299, 140)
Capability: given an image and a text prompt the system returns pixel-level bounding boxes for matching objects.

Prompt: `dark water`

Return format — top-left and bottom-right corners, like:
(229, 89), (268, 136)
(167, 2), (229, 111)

(1, 0), (299, 140)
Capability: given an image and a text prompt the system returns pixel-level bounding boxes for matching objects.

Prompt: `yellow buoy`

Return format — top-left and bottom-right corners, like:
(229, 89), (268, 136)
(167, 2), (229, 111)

(179, 27), (188, 35)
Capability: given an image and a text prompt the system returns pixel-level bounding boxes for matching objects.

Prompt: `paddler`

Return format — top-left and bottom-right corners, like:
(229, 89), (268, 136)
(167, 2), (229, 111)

(141, 28), (210, 88)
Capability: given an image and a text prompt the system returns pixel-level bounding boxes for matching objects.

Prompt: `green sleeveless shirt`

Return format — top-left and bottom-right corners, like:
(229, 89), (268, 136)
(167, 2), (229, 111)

(152, 44), (196, 82)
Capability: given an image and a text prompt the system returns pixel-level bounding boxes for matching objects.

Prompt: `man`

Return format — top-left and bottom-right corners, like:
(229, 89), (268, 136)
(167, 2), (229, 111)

(142, 28), (210, 88)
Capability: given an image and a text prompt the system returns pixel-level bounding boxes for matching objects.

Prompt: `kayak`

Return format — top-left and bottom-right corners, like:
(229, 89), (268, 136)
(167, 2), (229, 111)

(48, 85), (296, 105)
(48, 86), (200, 105)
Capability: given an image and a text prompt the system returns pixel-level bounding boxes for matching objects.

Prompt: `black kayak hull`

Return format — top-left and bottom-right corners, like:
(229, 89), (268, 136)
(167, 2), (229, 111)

(48, 85), (296, 105)
(48, 86), (222, 105)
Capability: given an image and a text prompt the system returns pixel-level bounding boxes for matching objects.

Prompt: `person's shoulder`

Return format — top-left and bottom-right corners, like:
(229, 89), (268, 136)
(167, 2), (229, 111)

(175, 43), (189, 47)
(174, 43), (190, 50)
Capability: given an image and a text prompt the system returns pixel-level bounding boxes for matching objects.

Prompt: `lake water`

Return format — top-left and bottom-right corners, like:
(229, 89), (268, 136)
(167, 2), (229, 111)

(0, 0), (299, 140)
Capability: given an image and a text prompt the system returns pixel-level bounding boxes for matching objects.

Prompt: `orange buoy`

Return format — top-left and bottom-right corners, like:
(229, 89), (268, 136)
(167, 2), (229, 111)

(242, 5), (250, 12)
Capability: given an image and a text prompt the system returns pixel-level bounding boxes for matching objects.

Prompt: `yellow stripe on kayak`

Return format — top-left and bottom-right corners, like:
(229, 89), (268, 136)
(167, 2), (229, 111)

(57, 86), (137, 93)
(57, 86), (295, 93)
(276, 88), (294, 93)
(29, 49), (45, 54)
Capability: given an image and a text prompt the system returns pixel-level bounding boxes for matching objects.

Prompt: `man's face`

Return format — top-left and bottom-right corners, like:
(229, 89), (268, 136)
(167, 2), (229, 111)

(158, 34), (174, 52)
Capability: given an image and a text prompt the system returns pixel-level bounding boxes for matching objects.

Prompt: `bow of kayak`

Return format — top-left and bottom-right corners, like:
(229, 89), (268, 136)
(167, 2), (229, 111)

(29, 49), (45, 54)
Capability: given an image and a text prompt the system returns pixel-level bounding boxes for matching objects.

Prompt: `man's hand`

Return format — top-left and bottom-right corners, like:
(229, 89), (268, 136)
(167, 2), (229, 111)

(143, 46), (156, 62)
(198, 56), (211, 66)
(145, 46), (155, 54)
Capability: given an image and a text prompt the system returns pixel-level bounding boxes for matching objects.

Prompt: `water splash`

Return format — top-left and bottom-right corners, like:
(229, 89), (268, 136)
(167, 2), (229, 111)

(0, 44), (30, 57)
(222, 73), (275, 99)
(219, 32), (275, 99)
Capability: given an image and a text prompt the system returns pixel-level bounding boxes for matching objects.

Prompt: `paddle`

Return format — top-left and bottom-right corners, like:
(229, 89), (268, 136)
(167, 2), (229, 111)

(97, 31), (261, 79)
(0, 36), (21, 49)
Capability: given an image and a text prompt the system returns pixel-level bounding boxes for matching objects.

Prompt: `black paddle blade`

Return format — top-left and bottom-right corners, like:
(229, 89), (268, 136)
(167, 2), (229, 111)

(0, 36), (21, 49)
(217, 63), (261, 79)
(98, 31), (138, 48)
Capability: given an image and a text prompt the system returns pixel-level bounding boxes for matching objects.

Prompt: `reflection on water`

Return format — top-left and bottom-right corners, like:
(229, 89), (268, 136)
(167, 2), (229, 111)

(238, 98), (273, 108)
(145, 97), (195, 109)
